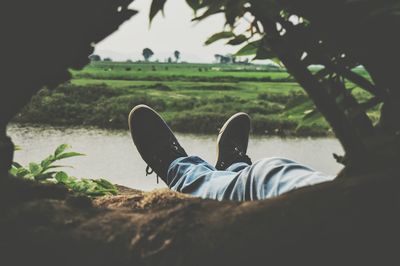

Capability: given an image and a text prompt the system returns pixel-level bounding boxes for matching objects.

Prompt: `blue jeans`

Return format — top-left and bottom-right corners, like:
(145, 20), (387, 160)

(167, 156), (335, 201)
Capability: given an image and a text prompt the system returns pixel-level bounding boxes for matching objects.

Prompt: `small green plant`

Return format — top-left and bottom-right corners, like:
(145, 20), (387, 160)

(10, 144), (118, 197)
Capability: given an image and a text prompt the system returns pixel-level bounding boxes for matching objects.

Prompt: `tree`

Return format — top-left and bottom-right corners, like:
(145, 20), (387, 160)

(150, 0), (400, 175)
(214, 54), (233, 64)
(174, 50), (180, 62)
(142, 48), (154, 62)
(103, 57), (112, 62)
(89, 54), (101, 61)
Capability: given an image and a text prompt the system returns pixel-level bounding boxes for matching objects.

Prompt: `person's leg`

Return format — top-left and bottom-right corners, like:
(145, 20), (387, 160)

(167, 156), (335, 201)
(225, 162), (249, 173)
(129, 106), (335, 202)
(168, 155), (250, 201)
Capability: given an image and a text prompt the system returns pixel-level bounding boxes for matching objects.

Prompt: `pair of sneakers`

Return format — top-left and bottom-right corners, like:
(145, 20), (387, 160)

(129, 105), (252, 184)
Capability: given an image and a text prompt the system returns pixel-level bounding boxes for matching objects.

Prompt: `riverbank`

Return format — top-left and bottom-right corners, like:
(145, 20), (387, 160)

(13, 83), (330, 136)
(13, 62), (376, 137)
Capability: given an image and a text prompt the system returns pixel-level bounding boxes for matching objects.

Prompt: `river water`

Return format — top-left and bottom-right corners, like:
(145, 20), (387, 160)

(8, 124), (344, 191)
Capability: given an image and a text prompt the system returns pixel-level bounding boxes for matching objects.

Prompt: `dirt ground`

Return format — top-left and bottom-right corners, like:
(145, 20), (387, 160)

(1, 168), (400, 266)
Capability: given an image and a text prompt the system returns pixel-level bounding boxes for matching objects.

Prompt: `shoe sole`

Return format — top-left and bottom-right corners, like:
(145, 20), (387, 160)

(216, 112), (251, 169)
(128, 104), (175, 163)
(128, 104), (161, 135)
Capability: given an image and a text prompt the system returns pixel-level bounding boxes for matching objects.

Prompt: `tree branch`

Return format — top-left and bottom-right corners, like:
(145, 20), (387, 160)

(324, 61), (384, 99)
(256, 17), (370, 167)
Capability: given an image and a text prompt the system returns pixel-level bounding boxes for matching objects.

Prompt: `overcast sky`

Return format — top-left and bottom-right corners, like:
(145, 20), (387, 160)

(94, 0), (243, 63)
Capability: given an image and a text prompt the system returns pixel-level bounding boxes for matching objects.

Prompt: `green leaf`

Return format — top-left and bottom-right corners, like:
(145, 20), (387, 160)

(55, 171), (69, 183)
(9, 167), (18, 176)
(45, 165), (72, 171)
(302, 108), (322, 123)
(16, 167), (31, 178)
(12, 162), (23, 169)
(92, 178), (116, 190)
(54, 144), (70, 157)
(35, 173), (54, 181)
(271, 58), (284, 67)
(41, 155), (55, 170)
(205, 31), (235, 45)
(227, 35), (248, 45)
(150, 0), (167, 22)
(235, 40), (261, 56)
(29, 163), (43, 176)
(56, 152), (85, 160)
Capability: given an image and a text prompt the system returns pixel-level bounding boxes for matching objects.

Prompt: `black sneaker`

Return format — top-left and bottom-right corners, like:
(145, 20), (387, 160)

(216, 113), (252, 170)
(129, 105), (187, 184)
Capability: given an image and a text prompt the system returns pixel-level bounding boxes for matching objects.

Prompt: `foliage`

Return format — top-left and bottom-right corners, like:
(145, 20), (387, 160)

(10, 144), (118, 197)
(15, 75), (337, 136)
(174, 50), (181, 62)
(143, 48), (154, 62)
(89, 54), (102, 62)
(149, 0), (400, 169)
(15, 62), (377, 136)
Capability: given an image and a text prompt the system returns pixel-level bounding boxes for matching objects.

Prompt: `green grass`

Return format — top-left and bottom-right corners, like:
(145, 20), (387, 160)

(72, 62), (292, 83)
(15, 61), (378, 136)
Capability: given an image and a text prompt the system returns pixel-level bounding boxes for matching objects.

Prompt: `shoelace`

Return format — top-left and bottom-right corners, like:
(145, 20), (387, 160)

(234, 147), (252, 165)
(144, 140), (183, 184)
(146, 165), (159, 184)
(219, 147), (252, 169)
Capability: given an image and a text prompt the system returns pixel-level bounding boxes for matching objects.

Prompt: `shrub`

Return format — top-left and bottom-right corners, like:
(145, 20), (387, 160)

(168, 112), (229, 133)
(252, 114), (298, 135)
(55, 84), (122, 103)
(11, 144), (117, 197)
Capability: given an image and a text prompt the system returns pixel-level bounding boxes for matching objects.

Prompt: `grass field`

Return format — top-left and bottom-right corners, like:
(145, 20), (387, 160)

(15, 62), (377, 136)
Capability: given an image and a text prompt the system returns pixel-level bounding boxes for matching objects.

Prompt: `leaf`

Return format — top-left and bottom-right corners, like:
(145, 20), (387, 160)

(16, 168), (30, 178)
(92, 178), (116, 190)
(12, 162), (23, 169)
(186, 0), (201, 11)
(254, 45), (276, 60)
(45, 165), (72, 170)
(9, 167), (18, 176)
(29, 163), (43, 176)
(235, 40), (262, 56)
(54, 144), (70, 157)
(302, 108), (322, 123)
(205, 31), (235, 45)
(227, 35), (248, 45)
(55, 171), (69, 183)
(41, 155), (55, 170)
(193, 3), (224, 22)
(271, 58), (284, 67)
(56, 152), (85, 160)
(35, 173), (54, 181)
(150, 0), (167, 22)
(224, 0), (245, 26)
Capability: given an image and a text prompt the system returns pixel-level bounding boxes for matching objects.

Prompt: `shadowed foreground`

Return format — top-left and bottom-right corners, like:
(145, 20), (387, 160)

(1, 169), (399, 266)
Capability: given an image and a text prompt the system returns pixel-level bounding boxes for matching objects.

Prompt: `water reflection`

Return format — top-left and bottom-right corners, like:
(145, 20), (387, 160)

(8, 124), (343, 191)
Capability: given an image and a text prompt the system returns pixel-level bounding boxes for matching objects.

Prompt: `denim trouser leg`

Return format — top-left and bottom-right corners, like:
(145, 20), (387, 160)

(167, 156), (335, 201)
